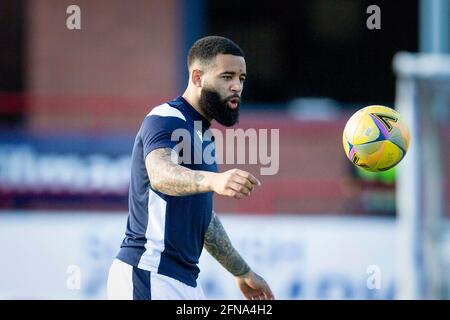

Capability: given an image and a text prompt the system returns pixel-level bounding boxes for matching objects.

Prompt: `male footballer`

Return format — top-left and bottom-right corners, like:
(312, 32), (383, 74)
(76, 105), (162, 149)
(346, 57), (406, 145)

(107, 36), (274, 300)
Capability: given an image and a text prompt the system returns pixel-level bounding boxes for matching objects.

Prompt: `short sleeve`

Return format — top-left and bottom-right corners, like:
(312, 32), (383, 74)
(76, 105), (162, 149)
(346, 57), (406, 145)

(140, 115), (187, 159)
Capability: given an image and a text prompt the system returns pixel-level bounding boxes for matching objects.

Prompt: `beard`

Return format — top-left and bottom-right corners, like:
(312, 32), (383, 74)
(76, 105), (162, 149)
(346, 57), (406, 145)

(198, 88), (240, 127)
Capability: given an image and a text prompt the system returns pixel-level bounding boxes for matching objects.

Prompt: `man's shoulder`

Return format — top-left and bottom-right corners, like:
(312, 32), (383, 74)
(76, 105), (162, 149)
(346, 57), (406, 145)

(139, 101), (189, 137)
(146, 102), (186, 122)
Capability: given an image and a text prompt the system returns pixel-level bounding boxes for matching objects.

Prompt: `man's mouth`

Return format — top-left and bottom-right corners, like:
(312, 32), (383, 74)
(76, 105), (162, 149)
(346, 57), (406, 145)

(227, 97), (240, 110)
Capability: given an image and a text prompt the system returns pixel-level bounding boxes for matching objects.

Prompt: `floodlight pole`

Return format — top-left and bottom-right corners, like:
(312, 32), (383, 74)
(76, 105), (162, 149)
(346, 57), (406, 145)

(420, 0), (450, 54)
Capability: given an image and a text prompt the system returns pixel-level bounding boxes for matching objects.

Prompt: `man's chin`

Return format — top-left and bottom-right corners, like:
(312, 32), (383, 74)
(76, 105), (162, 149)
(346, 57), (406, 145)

(227, 105), (240, 112)
(214, 114), (239, 127)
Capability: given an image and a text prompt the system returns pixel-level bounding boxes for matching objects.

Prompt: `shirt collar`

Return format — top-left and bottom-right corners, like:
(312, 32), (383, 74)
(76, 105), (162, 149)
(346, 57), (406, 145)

(178, 96), (212, 130)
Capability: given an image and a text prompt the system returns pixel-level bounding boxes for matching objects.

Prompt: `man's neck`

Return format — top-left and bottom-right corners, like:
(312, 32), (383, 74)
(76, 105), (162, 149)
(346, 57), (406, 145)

(181, 91), (212, 122)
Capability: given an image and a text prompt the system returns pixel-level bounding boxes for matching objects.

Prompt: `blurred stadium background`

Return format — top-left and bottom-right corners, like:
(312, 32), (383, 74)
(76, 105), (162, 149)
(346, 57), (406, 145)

(0, 0), (448, 299)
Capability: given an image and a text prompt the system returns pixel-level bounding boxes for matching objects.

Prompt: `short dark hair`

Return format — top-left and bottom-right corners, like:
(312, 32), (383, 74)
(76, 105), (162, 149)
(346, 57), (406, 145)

(187, 36), (245, 69)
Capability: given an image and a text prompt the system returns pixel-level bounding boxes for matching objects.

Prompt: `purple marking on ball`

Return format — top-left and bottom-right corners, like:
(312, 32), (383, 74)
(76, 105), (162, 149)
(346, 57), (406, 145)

(369, 114), (389, 139)
(349, 147), (356, 160)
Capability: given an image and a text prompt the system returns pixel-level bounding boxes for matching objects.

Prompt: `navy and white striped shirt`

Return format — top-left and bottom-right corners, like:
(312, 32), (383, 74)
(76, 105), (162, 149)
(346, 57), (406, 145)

(117, 96), (218, 287)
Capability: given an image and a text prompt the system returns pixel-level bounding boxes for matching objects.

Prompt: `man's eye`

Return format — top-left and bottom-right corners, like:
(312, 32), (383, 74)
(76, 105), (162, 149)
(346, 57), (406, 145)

(222, 75), (232, 80)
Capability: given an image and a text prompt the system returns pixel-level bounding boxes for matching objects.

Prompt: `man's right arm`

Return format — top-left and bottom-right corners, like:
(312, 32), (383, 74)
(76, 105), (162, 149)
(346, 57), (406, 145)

(146, 148), (260, 198)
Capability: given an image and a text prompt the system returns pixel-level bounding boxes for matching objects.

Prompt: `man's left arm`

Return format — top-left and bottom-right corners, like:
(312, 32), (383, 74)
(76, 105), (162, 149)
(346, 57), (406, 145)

(203, 211), (274, 300)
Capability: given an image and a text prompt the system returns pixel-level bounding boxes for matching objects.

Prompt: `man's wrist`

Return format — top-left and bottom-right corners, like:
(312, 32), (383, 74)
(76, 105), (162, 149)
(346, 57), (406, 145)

(201, 171), (217, 193)
(234, 266), (252, 278)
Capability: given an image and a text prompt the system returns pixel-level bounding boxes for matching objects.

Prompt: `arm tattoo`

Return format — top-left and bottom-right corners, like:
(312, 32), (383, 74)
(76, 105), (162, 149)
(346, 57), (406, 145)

(204, 211), (251, 277)
(147, 148), (208, 196)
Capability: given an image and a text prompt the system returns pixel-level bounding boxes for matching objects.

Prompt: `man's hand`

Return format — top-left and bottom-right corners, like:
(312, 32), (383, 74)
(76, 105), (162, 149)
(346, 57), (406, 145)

(210, 169), (261, 199)
(236, 270), (275, 300)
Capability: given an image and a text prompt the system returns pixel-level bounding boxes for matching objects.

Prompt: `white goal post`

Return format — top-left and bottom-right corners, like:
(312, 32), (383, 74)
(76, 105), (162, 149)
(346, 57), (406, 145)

(394, 52), (450, 299)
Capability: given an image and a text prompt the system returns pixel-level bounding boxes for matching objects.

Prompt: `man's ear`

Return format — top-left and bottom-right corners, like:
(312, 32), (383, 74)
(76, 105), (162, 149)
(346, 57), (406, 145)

(191, 69), (203, 88)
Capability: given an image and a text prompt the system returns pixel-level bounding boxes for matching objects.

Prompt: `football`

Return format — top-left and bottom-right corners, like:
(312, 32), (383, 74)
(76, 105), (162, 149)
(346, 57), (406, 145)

(342, 105), (410, 172)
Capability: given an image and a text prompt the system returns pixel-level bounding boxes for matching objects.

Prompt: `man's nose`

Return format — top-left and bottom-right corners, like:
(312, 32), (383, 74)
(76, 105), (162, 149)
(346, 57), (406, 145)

(230, 80), (242, 93)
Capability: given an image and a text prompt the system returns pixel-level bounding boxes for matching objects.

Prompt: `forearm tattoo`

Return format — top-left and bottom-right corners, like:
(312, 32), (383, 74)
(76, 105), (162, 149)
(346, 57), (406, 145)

(147, 148), (206, 196)
(204, 212), (251, 277)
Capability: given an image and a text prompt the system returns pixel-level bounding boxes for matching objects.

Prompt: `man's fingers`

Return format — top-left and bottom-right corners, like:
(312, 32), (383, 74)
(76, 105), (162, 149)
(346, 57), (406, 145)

(228, 182), (251, 196)
(232, 175), (255, 191)
(234, 170), (261, 186)
(226, 187), (248, 199)
(262, 286), (275, 300)
(234, 193), (244, 200)
(227, 189), (245, 199)
(263, 289), (274, 300)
